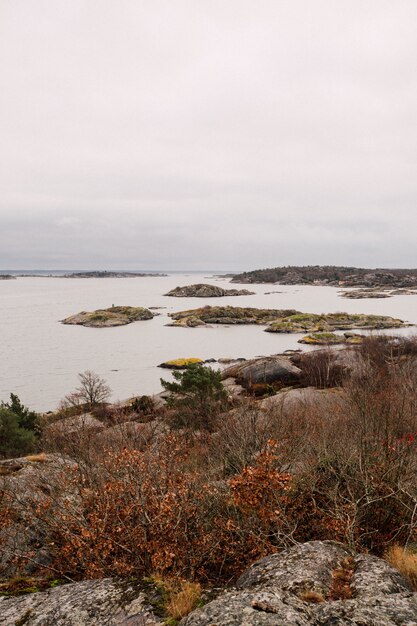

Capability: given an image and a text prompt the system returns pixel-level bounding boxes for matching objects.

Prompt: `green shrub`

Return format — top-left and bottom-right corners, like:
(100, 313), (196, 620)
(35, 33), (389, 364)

(0, 394), (39, 458)
(161, 364), (228, 431)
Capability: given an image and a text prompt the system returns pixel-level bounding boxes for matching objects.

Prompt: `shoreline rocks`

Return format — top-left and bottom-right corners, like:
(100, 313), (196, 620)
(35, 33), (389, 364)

(340, 287), (417, 299)
(61, 306), (155, 327)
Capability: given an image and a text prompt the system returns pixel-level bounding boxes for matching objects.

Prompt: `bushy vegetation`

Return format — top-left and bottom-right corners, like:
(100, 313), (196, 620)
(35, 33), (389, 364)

(0, 394), (39, 458)
(1, 337), (417, 595)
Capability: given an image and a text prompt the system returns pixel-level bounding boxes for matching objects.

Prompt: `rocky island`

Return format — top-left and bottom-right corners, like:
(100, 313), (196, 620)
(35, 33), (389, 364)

(168, 306), (408, 332)
(62, 271), (166, 278)
(61, 305), (155, 327)
(165, 283), (254, 297)
(265, 312), (406, 333)
(231, 265), (417, 288)
(168, 306), (299, 327)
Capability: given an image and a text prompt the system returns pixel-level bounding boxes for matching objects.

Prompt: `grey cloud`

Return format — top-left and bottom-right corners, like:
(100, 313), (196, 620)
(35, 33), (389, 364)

(1, 1), (417, 269)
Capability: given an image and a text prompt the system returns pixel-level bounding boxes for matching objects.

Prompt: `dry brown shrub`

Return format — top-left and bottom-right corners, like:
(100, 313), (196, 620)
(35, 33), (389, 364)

(327, 557), (354, 600)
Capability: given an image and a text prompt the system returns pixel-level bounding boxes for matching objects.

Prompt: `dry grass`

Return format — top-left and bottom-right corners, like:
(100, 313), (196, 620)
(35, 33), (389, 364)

(24, 453), (48, 463)
(385, 545), (417, 590)
(164, 580), (202, 620)
(299, 590), (325, 603)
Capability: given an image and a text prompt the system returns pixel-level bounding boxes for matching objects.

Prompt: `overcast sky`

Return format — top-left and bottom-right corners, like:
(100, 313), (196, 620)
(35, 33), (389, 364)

(1, 1), (417, 270)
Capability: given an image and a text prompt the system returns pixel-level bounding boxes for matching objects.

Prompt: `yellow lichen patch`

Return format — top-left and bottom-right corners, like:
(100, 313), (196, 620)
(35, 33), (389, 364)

(159, 358), (204, 369)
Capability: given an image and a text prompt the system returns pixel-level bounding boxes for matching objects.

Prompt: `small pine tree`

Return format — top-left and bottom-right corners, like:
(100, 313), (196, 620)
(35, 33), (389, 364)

(161, 363), (228, 431)
(0, 394), (39, 458)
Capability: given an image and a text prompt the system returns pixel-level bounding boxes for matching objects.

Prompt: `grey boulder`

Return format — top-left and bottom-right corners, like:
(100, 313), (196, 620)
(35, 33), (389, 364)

(180, 541), (417, 626)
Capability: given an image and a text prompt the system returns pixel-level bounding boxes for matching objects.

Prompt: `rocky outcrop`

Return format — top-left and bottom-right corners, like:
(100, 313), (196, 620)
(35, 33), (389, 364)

(45, 413), (105, 437)
(0, 274), (15, 280)
(165, 284), (254, 297)
(259, 386), (347, 413)
(0, 578), (163, 625)
(0, 454), (78, 577)
(1, 541), (416, 625)
(61, 306), (154, 327)
(168, 307), (300, 327)
(94, 420), (162, 452)
(180, 541), (417, 625)
(221, 356), (301, 391)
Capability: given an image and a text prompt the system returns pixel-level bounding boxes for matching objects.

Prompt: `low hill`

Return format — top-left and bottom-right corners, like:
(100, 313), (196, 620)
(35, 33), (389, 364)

(231, 265), (417, 287)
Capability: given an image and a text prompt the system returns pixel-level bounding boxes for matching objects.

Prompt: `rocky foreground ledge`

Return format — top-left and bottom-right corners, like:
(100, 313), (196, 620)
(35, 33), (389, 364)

(61, 306), (155, 327)
(1, 541), (416, 625)
(165, 283), (255, 297)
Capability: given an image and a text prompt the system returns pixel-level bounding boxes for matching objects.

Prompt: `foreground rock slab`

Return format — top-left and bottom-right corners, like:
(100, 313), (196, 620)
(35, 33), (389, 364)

(61, 306), (154, 327)
(0, 578), (163, 626)
(165, 283), (254, 297)
(181, 541), (417, 626)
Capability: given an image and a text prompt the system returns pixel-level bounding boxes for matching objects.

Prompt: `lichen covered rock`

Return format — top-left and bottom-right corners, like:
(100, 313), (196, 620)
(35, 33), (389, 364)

(180, 541), (417, 626)
(0, 578), (163, 625)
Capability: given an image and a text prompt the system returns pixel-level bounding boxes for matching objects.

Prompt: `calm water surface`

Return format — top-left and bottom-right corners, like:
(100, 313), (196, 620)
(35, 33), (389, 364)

(1, 273), (417, 411)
